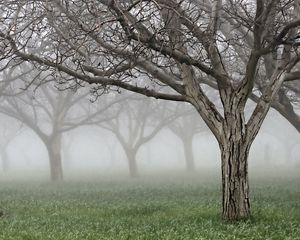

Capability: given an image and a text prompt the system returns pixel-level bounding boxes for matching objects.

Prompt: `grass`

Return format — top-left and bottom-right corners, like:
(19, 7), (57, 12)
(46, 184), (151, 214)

(0, 171), (299, 240)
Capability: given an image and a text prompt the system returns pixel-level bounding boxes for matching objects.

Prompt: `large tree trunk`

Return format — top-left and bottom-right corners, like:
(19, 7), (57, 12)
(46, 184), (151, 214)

(0, 148), (9, 172)
(220, 141), (250, 221)
(183, 138), (196, 172)
(46, 135), (63, 182)
(220, 109), (252, 221)
(125, 149), (139, 178)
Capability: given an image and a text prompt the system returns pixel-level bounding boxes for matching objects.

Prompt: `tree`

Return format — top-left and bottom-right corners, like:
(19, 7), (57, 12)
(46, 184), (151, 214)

(190, 0), (300, 133)
(266, 82), (300, 132)
(169, 103), (209, 172)
(0, 118), (22, 172)
(0, 67), (119, 181)
(259, 113), (300, 164)
(98, 95), (176, 177)
(1, 0), (300, 220)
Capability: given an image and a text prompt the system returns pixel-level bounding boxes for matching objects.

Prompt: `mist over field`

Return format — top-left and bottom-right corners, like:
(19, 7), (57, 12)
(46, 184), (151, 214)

(1, 107), (299, 181)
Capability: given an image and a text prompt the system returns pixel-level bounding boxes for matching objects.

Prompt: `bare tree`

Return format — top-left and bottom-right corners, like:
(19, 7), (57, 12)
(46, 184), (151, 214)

(260, 116), (299, 164)
(0, 118), (22, 172)
(191, 0), (300, 132)
(0, 69), (119, 181)
(98, 96), (176, 177)
(169, 103), (209, 172)
(1, 0), (300, 220)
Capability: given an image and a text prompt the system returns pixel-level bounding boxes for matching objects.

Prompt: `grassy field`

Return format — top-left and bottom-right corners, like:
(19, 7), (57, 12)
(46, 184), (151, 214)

(0, 171), (299, 240)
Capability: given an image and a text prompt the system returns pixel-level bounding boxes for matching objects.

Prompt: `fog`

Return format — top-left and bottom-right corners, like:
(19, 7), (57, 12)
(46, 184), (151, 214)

(1, 0), (300, 231)
(1, 103), (299, 182)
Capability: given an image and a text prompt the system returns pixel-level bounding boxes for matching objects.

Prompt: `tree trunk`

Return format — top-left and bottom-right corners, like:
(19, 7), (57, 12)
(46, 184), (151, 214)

(220, 120), (251, 221)
(273, 90), (300, 133)
(125, 149), (139, 178)
(0, 148), (9, 172)
(183, 138), (196, 172)
(220, 142), (250, 221)
(47, 135), (63, 182)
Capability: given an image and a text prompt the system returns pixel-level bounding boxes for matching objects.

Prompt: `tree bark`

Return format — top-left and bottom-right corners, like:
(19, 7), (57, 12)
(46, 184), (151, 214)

(46, 135), (63, 182)
(183, 138), (196, 172)
(272, 90), (300, 133)
(220, 141), (250, 221)
(220, 109), (252, 221)
(125, 149), (139, 178)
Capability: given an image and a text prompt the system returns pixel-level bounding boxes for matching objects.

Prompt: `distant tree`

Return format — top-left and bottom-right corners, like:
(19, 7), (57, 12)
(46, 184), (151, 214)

(1, 0), (300, 220)
(282, 139), (299, 163)
(169, 103), (209, 172)
(262, 122), (299, 164)
(105, 138), (118, 170)
(0, 68), (120, 181)
(0, 119), (22, 172)
(98, 96), (177, 177)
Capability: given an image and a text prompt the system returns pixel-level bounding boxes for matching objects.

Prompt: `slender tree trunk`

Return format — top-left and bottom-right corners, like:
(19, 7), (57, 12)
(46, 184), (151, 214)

(0, 148), (9, 172)
(46, 135), (63, 181)
(183, 138), (196, 172)
(125, 149), (139, 178)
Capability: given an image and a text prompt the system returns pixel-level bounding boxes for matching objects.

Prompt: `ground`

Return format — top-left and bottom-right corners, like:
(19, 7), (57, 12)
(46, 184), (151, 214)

(0, 170), (299, 240)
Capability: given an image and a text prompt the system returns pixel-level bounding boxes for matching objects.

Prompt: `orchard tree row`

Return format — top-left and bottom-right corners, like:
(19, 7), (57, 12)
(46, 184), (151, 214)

(0, 0), (299, 221)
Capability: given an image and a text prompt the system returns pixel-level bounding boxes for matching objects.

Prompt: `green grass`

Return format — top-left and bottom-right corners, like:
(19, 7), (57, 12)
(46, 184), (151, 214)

(0, 172), (299, 240)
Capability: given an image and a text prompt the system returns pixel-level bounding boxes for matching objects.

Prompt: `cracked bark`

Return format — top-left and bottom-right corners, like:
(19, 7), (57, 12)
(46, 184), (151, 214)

(220, 107), (251, 220)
